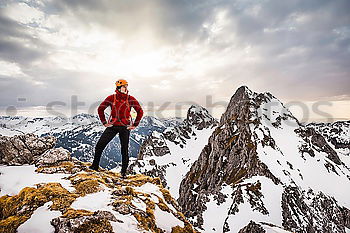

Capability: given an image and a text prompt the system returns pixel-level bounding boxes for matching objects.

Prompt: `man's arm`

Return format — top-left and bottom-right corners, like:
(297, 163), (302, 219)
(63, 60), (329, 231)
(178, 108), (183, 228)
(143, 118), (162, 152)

(129, 96), (143, 127)
(98, 95), (113, 125)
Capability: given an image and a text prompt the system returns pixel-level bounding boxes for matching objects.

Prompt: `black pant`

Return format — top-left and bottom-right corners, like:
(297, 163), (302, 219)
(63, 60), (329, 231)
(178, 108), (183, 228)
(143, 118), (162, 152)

(92, 125), (130, 173)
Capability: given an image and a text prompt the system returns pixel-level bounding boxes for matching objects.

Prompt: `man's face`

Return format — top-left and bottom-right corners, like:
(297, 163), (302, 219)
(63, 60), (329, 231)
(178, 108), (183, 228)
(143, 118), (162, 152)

(120, 84), (128, 93)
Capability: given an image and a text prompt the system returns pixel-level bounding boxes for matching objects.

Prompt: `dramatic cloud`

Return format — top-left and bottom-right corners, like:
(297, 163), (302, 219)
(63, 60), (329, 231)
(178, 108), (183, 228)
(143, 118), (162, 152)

(0, 0), (349, 121)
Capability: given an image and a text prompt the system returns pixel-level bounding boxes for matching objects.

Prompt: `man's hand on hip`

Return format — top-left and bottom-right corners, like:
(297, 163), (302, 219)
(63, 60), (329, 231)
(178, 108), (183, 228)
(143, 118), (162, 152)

(104, 123), (113, 127)
(127, 125), (136, 130)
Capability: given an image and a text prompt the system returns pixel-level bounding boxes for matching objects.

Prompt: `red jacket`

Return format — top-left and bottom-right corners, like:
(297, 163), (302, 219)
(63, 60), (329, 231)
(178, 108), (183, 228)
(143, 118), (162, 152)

(98, 89), (144, 127)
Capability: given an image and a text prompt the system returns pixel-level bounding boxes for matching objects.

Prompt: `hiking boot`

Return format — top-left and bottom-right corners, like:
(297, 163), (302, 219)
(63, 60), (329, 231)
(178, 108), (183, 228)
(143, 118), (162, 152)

(89, 164), (99, 171)
(121, 171), (127, 179)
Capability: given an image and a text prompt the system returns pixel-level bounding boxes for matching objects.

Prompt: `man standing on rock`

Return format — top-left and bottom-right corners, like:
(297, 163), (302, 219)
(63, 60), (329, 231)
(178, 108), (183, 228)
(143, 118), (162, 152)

(89, 79), (143, 178)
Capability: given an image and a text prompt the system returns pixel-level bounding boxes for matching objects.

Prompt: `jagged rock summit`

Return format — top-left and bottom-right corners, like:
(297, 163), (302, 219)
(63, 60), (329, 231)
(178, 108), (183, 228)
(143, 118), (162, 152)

(178, 86), (350, 232)
(129, 104), (219, 199)
(137, 104), (218, 159)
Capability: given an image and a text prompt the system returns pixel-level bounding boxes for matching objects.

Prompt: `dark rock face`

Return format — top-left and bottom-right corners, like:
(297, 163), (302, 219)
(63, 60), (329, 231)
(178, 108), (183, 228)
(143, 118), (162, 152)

(0, 133), (56, 165)
(162, 104), (218, 148)
(295, 127), (342, 165)
(282, 186), (350, 233)
(137, 132), (170, 159)
(51, 210), (120, 233)
(307, 121), (350, 151)
(176, 86), (350, 232)
(178, 86), (280, 228)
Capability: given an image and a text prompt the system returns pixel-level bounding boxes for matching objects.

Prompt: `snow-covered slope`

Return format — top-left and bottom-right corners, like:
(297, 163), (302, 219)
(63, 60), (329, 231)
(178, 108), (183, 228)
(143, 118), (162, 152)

(0, 114), (182, 170)
(177, 86), (350, 232)
(129, 104), (219, 199)
(0, 134), (195, 233)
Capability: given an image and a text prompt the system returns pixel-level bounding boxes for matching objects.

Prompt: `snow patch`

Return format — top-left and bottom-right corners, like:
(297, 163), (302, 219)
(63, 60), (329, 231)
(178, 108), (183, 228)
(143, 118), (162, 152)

(0, 164), (75, 196)
(17, 201), (61, 233)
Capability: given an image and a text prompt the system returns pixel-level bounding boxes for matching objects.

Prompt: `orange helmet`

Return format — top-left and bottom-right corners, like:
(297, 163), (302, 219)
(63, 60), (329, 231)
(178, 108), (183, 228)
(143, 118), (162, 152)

(115, 79), (128, 87)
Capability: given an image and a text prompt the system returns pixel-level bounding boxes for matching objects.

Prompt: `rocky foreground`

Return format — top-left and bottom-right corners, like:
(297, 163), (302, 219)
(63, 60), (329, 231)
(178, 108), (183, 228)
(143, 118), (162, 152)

(0, 134), (196, 233)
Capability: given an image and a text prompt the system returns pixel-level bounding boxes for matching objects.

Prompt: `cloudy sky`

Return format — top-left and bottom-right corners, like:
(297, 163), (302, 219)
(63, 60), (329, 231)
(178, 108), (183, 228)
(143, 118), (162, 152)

(0, 0), (349, 122)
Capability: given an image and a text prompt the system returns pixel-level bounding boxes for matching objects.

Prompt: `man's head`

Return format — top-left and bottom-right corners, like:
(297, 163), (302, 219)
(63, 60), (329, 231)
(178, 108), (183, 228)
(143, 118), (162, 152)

(116, 79), (128, 94)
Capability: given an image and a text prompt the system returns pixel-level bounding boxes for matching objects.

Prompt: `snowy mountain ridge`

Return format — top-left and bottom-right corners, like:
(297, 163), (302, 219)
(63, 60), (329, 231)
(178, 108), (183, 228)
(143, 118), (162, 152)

(129, 86), (350, 233)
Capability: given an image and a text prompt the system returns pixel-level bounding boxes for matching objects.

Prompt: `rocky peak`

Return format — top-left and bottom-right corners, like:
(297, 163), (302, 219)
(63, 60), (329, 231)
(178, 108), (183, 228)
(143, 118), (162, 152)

(137, 105), (218, 160)
(162, 105), (218, 146)
(219, 85), (299, 128)
(219, 85), (255, 124)
(177, 86), (350, 232)
(184, 104), (218, 130)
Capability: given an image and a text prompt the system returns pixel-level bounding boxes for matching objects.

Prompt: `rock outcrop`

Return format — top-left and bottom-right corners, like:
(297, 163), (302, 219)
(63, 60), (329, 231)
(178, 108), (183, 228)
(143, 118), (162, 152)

(0, 134), (196, 233)
(308, 121), (350, 153)
(0, 133), (56, 165)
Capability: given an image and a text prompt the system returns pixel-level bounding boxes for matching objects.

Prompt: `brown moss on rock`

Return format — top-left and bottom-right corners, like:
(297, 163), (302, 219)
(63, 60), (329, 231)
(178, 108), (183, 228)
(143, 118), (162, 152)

(125, 186), (136, 196)
(74, 179), (102, 196)
(0, 215), (29, 233)
(171, 224), (198, 233)
(69, 173), (108, 186)
(160, 188), (179, 209)
(61, 208), (94, 219)
(130, 195), (161, 232)
(0, 183), (77, 231)
(120, 174), (162, 187)
(157, 200), (170, 212)
(35, 161), (76, 173)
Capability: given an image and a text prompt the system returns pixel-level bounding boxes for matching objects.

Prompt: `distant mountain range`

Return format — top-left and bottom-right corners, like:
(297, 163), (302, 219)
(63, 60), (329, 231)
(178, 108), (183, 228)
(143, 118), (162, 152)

(0, 114), (184, 170)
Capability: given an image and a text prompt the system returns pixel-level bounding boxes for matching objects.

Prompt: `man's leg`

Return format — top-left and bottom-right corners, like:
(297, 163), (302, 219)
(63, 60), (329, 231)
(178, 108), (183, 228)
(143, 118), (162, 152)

(91, 127), (117, 169)
(118, 126), (131, 175)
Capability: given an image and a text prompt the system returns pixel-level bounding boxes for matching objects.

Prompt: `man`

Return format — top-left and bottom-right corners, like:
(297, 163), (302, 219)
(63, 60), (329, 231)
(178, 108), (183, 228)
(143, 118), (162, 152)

(89, 79), (143, 178)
